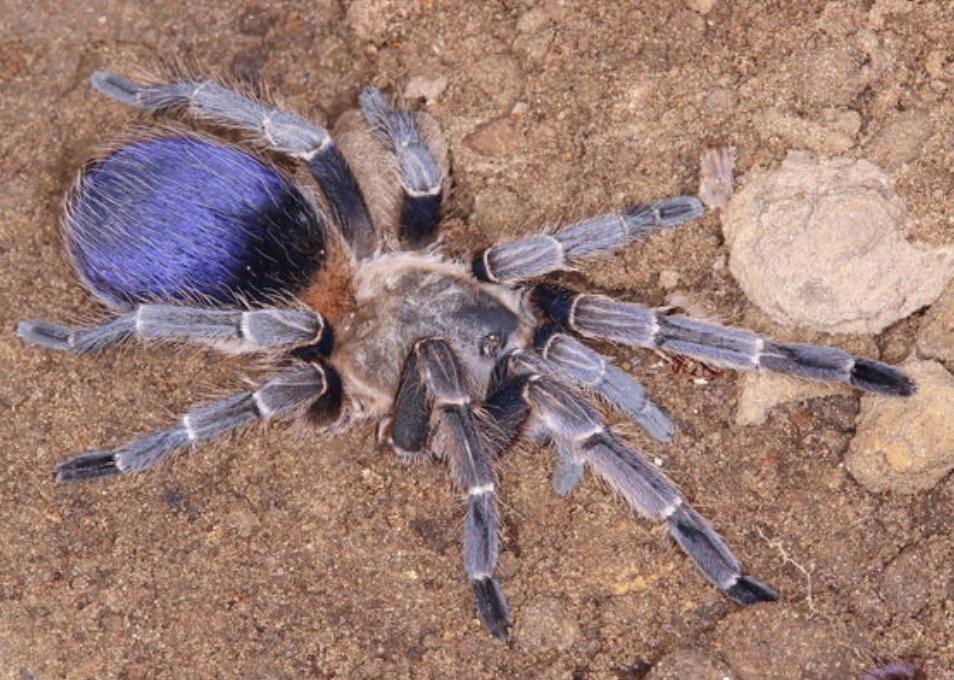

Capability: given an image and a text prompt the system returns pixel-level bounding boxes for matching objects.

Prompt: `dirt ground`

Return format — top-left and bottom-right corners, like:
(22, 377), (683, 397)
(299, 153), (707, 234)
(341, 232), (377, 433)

(2, 1), (954, 678)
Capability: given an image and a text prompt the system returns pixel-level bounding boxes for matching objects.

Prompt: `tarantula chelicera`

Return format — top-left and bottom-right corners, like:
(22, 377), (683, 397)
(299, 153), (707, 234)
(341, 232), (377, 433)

(18, 71), (916, 640)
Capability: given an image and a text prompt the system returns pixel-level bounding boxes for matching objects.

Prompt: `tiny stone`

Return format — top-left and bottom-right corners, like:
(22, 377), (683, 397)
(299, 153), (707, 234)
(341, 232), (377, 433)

(463, 118), (521, 157)
(686, 0), (717, 14)
(698, 143), (735, 210)
(658, 269), (680, 290)
(515, 597), (580, 651)
(404, 74), (448, 105)
(226, 508), (259, 538)
(510, 101), (529, 118)
(924, 49), (951, 80)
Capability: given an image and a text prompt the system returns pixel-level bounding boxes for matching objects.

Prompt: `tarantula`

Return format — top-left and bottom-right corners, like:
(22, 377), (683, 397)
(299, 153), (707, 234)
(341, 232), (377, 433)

(17, 70), (916, 640)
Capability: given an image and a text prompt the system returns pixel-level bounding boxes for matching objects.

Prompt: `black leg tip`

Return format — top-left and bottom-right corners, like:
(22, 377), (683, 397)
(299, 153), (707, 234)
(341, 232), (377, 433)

(54, 452), (122, 482)
(90, 71), (141, 105)
(851, 359), (917, 397)
(725, 575), (780, 605)
(471, 577), (512, 641)
(16, 320), (73, 351)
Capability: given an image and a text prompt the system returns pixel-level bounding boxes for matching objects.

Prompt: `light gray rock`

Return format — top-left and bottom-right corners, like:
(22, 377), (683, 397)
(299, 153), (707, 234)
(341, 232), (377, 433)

(916, 280), (954, 364)
(846, 359), (954, 494)
(723, 153), (954, 334)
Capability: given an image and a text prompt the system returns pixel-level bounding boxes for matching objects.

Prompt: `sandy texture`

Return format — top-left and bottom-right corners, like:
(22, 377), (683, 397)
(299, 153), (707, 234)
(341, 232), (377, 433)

(3, 1), (954, 678)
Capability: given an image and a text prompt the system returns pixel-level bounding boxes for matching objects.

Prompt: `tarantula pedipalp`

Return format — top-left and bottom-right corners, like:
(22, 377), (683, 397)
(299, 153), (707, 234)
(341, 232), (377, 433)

(17, 71), (916, 640)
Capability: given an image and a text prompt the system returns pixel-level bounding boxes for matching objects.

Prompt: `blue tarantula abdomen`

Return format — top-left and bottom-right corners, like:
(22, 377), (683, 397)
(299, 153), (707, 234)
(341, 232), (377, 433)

(66, 135), (326, 309)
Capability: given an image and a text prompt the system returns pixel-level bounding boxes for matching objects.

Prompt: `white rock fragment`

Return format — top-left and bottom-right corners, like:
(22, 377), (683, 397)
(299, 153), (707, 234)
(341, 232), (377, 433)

(917, 280), (954, 363)
(404, 74), (448, 105)
(722, 153), (954, 334)
(846, 359), (954, 494)
(698, 143), (735, 210)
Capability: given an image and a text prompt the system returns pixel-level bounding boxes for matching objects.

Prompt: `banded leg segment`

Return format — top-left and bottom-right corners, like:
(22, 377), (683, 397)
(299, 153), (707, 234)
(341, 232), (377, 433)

(532, 284), (917, 397)
(359, 88), (443, 247)
(472, 197), (703, 283)
(513, 368), (778, 604)
(91, 71), (377, 257)
(534, 323), (674, 442)
(17, 305), (331, 356)
(54, 362), (340, 482)
(390, 339), (511, 640)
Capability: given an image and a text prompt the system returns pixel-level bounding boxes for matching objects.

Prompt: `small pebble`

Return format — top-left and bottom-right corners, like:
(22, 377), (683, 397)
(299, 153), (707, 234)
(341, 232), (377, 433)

(916, 280), (954, 363)
(846, 359), (954, 494)
(404, 74), (448, 104)
(463, 118), (521, 157)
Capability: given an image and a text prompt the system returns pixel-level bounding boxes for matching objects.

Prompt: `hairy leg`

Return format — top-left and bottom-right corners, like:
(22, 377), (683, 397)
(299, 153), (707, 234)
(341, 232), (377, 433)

(359, 88), (444, 247)
(390, 339), (511, 639)
(531, 284), (916, 396)
(472, 197), (703, 283)
(497, 350), (778, 604)
(54, 362), (339, 481)
(18, 305), (330, 355)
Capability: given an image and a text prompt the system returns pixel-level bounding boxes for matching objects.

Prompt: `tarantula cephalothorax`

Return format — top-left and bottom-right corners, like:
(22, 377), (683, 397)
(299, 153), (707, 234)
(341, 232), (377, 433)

(18, 71), (916, 640)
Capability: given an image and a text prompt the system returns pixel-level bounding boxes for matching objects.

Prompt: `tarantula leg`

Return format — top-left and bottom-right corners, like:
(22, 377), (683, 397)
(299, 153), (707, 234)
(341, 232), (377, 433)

(516, 371), (778, 604)
(17, 306), (331, 355)
(533, 323), (674, 442)
(54, 361), (339, 482)
(91, 71), (377, 257)
(390, 339), (511, 640)
(359, 88), (443, 247)
(532, 284), (917, 397)
(471, 197), (703, 283)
